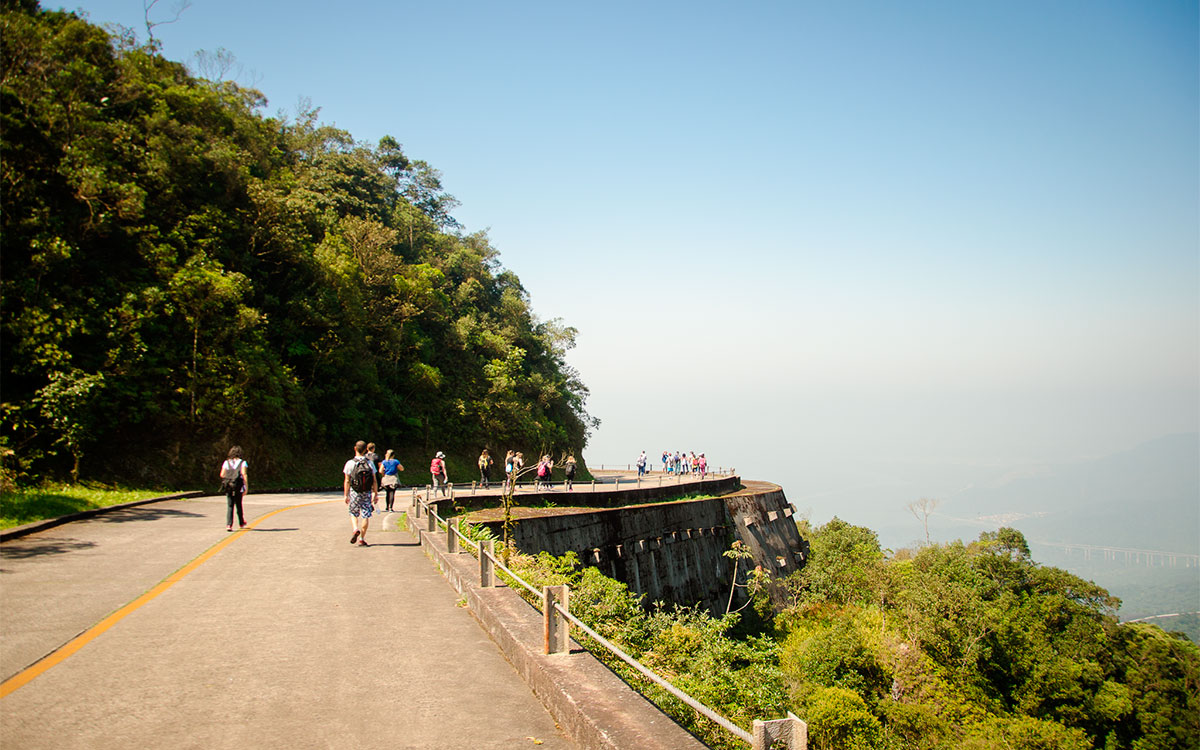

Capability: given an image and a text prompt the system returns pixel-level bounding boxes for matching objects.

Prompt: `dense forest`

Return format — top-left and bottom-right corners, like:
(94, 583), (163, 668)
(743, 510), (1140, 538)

(510, 522), (1200, 750)
(0, 0), (595, 487)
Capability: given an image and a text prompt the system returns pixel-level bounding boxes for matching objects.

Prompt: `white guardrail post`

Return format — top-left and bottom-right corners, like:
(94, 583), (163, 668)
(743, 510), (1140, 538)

(479, 540), (496, 588)
(543, 584), (570, 655)
(752, 714), (807, 750)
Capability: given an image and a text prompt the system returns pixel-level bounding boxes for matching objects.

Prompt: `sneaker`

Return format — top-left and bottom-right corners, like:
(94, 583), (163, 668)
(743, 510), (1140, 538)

(358, 540), (369, 547)
(350, 530), (360, 544)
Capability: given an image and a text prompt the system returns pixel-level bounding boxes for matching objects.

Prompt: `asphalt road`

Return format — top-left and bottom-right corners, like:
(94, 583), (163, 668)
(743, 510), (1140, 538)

(0, 492), (578, 749)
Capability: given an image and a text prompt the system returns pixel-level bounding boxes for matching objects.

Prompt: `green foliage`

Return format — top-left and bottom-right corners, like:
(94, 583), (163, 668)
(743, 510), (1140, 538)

(505, 549), (788, 750)
(804, 686), (884, 750)
(775, 522), (1200, 750)
(0, 483), (167, 528)
(488, 523), (1200, 750)
(1, 3), (596, 488)
(792, 517), (887, 607)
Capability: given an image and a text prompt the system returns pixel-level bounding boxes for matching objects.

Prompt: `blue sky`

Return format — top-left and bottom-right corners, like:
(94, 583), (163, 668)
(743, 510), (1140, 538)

(62, 0), (1199, 528)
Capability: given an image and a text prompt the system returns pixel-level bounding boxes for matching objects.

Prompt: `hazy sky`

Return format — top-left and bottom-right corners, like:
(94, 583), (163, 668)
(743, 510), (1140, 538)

(61, 0), (1199, 523)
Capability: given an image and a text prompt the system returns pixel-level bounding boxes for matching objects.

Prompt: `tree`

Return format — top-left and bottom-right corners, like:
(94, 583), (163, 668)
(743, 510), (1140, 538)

(907, 497), (939, 546)
(0, 3), (595, 486)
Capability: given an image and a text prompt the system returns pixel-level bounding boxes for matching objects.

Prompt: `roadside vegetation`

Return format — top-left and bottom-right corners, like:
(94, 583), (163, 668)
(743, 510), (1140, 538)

(0, 484), (169, 529)
(483, 521), (1200, 750)
(1, 1), (594, 491)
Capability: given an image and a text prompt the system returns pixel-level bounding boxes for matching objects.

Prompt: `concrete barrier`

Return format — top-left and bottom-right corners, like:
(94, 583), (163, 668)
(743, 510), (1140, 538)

(405, 510), (709, 750)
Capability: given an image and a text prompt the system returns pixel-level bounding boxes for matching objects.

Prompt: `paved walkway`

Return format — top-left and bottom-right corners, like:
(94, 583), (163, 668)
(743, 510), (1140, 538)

(0, 492), (579, 749)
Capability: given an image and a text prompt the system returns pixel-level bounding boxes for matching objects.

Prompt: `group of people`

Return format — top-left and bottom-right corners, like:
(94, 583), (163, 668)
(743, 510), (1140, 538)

(480, 450), (578, 492)
(635, 450), (709, 478)
(343, 441), (406, 547)
(219, 441), (584, 546)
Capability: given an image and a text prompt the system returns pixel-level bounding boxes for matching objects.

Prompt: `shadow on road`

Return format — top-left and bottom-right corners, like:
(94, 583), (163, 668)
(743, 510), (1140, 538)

(96, 507), (204, 523)
(0, 536), (98, 563)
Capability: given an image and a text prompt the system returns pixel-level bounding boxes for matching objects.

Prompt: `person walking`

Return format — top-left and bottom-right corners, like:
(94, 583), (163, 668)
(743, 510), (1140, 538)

(218, 446), (249, 532)
(536, 455), (553, 490)
(636, 450), (647, 477)
(430, 451), (449, 497)
(564, 455), (577, 491)
(343, 441), (378, 547)
(698, 452), (708, 480)
(478, 449), (493, 490)
(513, 452), (526, 491)
(379, 449), (404, 511)
(365, 442), (381, 472)
(503, 450), (515, 492)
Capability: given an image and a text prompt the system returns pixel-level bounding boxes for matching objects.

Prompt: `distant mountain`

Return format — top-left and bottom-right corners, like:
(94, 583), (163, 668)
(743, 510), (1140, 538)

(932, 433), (1199, 554)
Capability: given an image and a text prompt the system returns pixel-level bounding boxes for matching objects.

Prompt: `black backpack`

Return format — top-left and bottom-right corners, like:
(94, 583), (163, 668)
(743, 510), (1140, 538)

(349, 457), (374, 493)
(220, 460), (242, 493)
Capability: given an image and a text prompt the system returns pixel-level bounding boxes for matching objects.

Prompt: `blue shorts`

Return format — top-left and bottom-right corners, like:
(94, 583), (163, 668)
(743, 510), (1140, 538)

(348, 491), (374, 518)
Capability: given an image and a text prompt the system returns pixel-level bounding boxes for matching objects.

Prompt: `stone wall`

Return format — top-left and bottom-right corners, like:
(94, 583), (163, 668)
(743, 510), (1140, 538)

(473, 479), (807, 613)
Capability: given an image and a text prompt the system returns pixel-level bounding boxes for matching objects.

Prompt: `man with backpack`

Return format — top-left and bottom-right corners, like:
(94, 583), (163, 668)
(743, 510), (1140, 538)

(343, 440), (378, 547)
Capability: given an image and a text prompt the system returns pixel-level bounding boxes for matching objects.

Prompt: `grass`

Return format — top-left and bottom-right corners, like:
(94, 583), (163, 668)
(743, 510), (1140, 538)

(0, 483), (171, 529)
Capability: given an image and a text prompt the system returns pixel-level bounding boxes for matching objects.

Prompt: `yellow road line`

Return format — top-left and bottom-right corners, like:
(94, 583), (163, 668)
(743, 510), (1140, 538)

(0, 498), (338, 698)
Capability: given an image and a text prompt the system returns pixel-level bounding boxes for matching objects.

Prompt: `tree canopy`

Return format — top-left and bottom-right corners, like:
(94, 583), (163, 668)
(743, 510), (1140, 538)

(1, 1), (595, 485)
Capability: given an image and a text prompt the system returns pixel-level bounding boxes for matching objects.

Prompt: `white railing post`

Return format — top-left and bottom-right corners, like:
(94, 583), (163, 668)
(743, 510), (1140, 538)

(752, 714), (807, 750)
(543, 584), (570, 655)
(480, 540), (496, 587)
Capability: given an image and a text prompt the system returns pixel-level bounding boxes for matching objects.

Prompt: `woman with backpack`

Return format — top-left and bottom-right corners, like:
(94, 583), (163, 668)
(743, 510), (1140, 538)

(430, 451), (449, 497)
(564, 455), (577, 491)
(536, 455), (553, 490)
(217, 445), (249, 531)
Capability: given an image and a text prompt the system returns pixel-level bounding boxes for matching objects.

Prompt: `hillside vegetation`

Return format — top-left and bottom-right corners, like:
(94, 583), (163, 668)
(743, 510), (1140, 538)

(507, 521), (1199, 750)
(0, 0), (595, 489)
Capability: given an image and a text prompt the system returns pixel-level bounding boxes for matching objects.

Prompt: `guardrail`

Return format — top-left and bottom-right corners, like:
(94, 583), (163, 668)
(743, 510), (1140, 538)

(406, 489), (806, 750)
(594, 463), (735, 472)
(380, 466), (736, 501)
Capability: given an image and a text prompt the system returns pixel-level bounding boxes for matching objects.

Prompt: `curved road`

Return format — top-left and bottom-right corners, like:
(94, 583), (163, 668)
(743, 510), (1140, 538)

(0, 492), (577, 749)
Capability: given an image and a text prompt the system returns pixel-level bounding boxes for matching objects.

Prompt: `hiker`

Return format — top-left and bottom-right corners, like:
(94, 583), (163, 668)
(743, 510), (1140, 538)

(217, 445), (249, 532)
(430, 451), (449, 497)
(513, 452), (525, 490)
(365, 442), (381, 473)
(697, 453), (708, 479)
(503, 450), (515, 492)
(564, 455), (577, 491)
(636, 451), (647, 477)
(343, 441), (378, 546)
(379, 449), (404, 511)
(478, 449), (493, 489)
(662, 450), (671, 473)
(536, 455), (553, 490)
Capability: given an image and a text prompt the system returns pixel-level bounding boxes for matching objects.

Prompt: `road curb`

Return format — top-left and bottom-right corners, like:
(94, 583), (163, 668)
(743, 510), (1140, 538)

(404, 513), (709, 750)
(0, 491), (206, 542)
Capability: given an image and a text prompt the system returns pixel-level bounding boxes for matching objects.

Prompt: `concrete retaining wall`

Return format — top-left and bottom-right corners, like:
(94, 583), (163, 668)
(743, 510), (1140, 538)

(475, 480), (806, 612)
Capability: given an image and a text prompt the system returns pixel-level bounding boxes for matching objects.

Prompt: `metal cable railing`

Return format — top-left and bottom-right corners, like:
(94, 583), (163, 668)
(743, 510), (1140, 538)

(405, 490), (798, 750)
(551, 599), (754, 744)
